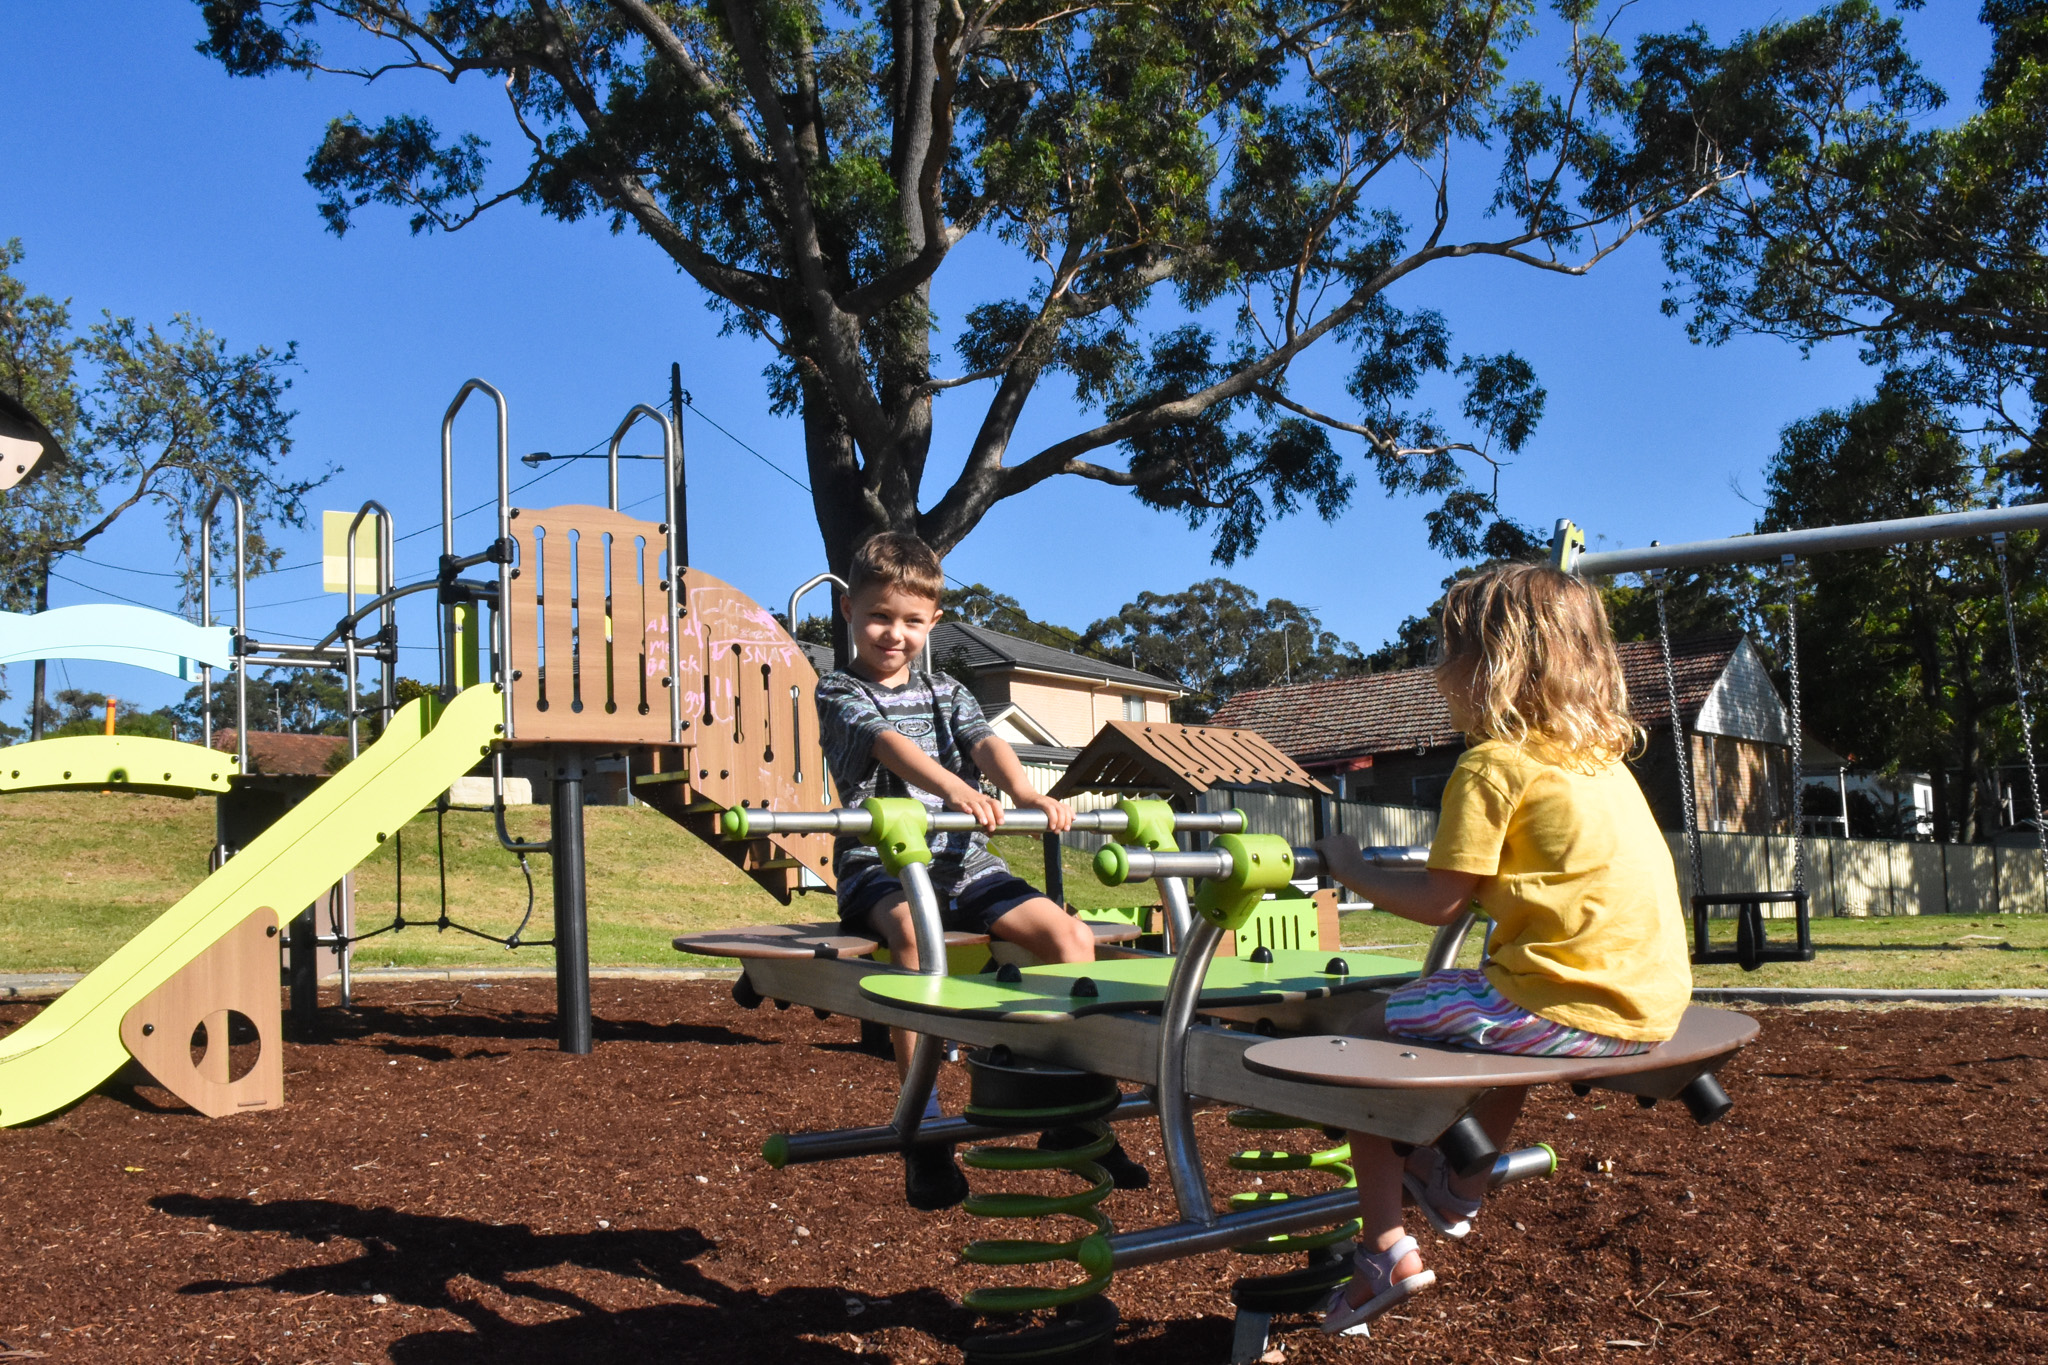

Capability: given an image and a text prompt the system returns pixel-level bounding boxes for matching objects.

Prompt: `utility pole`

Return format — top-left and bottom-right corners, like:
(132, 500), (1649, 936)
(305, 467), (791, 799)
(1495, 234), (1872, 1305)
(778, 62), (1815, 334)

(669, 363), (690, 570)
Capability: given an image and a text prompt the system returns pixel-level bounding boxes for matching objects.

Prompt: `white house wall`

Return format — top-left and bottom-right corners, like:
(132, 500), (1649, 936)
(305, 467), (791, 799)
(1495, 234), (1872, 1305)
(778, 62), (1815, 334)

(1692, 637), (1792, 745)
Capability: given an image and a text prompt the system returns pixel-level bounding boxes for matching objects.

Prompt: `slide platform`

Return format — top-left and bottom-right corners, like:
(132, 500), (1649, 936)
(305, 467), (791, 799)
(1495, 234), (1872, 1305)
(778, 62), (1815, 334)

(0, 684), (504, 1127)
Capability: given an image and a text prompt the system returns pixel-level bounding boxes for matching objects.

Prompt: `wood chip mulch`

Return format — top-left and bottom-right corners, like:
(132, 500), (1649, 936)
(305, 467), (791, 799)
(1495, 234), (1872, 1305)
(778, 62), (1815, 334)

(0, 982), (2042, 1363)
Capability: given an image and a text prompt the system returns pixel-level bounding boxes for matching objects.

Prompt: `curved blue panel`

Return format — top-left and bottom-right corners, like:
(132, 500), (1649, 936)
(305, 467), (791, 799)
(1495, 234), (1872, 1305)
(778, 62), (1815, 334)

(0, 605), (235, 681)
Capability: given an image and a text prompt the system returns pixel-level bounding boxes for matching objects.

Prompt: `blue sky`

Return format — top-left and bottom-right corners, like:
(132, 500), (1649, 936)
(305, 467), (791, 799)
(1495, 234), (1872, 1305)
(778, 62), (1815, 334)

(0, 1), (1996, 726)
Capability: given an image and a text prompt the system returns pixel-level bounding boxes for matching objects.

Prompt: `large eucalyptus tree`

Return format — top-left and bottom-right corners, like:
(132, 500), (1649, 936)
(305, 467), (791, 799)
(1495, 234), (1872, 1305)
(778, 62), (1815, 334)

(201, 0), (1739, 569)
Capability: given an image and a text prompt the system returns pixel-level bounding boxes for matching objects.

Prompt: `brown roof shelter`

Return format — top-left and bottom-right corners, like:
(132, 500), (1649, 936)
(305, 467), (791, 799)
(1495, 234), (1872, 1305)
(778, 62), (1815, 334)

(1047, 720), (1332, 803)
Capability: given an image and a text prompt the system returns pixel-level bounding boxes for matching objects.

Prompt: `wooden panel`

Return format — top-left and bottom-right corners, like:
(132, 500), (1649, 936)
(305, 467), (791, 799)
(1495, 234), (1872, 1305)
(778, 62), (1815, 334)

(118, 908), (284, 1118)
(504, 505), (674, 744)
(657, 566), (833, 894)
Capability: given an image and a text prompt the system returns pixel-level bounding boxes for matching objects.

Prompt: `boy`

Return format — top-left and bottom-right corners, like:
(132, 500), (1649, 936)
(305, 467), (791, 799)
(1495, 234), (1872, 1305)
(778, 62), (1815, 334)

(817, 532), (1145, 1208)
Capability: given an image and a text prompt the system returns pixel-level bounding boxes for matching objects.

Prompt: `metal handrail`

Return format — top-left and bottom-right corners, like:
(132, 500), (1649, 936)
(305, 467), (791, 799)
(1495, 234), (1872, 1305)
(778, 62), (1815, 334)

(343, 500), (395, 761)
(440, 379), (510, 727)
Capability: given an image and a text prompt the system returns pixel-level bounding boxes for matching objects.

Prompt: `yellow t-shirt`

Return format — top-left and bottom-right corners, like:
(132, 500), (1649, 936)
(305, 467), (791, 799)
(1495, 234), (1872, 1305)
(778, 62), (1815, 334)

(1427, 739), (1691, 1042)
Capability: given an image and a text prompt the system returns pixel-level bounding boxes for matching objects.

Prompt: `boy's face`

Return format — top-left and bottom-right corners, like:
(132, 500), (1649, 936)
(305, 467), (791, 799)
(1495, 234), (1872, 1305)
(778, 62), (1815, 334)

(844, 584), (941, 681)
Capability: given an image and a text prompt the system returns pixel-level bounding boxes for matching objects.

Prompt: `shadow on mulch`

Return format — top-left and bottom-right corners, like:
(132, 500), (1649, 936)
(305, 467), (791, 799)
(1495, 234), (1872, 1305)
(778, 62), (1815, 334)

(297, 996), (775, 1049)
(151, 1192), (966, 1361)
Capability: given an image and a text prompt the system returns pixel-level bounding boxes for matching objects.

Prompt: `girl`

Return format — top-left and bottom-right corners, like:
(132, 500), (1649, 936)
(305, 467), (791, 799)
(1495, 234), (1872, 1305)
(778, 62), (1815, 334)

(1311, 562), (1692, 1337)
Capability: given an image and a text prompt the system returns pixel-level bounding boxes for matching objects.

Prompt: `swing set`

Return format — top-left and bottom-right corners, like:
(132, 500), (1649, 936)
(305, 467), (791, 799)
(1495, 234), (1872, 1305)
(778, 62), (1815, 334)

(1552, 502), (2048, 970)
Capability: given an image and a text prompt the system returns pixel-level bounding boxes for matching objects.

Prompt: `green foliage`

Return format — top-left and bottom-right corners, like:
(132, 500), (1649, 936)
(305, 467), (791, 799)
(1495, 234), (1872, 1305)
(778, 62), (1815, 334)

(0, 240), (325, 631)
(174, 667), (364, 738)
(1082, 578), (1364, 720)
(0, 240), (92, 615)
(197, 1), (1744, 569)
(942, 584), (1083, 651)
(1644, 1), (2048, 484)
(1598, 371), (2048, 843)
(40, 688), (180, 740)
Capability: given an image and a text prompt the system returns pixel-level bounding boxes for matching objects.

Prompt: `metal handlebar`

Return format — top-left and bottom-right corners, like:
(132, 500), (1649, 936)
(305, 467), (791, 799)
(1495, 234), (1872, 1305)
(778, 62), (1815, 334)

(721, 805), (1248, 839)
(1096, 844), (1429, 885)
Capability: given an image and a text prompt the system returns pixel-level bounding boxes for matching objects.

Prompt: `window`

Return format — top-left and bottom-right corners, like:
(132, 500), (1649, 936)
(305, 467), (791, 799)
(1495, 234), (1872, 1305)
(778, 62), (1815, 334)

(1124, 694), (1146, 722)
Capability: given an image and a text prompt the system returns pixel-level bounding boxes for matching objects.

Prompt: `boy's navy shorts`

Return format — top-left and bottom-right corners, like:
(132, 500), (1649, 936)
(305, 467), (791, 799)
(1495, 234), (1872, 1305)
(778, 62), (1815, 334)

(836, 863), (1044, 937)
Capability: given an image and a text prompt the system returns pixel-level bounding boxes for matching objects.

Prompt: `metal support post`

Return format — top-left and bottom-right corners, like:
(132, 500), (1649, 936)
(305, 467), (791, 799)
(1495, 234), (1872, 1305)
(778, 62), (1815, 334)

(1042, 829), (1065, 906)
(1158, 876), (1196, 950)
(888, 858), (950, 1139)
(287, 907), (318, 1036)
(1156, 917), (1222, 1224)
(551, 749), (592, 1054)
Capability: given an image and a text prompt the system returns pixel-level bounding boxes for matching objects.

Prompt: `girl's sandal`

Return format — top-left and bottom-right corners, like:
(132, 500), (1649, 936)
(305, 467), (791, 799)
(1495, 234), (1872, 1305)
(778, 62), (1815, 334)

(1319, 1235), (1436, 1337)
(1402, 1145), (1483, 1240)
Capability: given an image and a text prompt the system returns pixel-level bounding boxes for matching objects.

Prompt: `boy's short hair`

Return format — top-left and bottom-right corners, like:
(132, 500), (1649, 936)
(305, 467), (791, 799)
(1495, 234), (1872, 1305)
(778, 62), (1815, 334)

(847, 532), (945, 605)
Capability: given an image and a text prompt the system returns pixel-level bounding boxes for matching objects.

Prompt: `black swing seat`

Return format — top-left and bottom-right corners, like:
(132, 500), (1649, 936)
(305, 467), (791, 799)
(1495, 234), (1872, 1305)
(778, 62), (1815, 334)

(1240, 1004), (1757, 1101)
(673, 918), (1141, 961)
(1692, 890), (1816, 971)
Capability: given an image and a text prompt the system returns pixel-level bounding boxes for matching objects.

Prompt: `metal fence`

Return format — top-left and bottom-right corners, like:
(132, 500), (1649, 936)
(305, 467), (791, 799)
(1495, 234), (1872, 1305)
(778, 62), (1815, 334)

(1015, 774), (2044, 914)
(1676, 831), (2046, 916)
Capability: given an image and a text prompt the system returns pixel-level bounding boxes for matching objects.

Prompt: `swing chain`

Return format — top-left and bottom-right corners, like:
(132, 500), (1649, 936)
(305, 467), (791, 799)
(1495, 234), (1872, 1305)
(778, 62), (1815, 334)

(1652, 569), (1706, 898)
(1780, 555), (1807, 898)
(1992, 531), (2048, 890)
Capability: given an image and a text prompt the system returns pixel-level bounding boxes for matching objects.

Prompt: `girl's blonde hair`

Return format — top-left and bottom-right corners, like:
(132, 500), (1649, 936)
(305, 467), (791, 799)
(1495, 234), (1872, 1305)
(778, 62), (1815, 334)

(1437, 562), (1640, 766)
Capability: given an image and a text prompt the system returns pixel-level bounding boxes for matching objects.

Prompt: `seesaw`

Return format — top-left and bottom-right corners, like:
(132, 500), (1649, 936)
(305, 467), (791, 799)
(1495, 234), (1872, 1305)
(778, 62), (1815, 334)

(678, 799), (1758, 1363)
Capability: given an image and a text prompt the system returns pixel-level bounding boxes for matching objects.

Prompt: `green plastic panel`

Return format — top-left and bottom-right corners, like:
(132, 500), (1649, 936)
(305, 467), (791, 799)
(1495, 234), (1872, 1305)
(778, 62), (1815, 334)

(0, 684), (504, 1127)
(0, 605), (235, 681)
(0, 735), (239, 795)
(858, 949), (1419, 1023)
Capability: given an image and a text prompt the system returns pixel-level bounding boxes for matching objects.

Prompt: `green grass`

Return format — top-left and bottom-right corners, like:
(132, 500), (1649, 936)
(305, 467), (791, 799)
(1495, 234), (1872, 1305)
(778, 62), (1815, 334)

(0, 793), (1154, 975)
(6, 788), (2041, 988)
(1336, 905), (2048, 990)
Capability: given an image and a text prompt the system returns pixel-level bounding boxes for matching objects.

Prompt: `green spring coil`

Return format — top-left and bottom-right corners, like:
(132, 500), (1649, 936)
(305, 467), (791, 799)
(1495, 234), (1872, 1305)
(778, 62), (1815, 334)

(959, 1122), (1118, 1315)
(1226, 1109), (1361, 1255)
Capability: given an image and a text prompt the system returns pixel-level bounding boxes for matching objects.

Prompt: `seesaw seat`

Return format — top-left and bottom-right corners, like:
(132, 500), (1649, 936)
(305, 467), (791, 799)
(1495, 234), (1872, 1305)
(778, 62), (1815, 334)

(674, 918), (1142, 961)
(858, 950), (1421, 1023)
(1240, 1004), (1758, 1089)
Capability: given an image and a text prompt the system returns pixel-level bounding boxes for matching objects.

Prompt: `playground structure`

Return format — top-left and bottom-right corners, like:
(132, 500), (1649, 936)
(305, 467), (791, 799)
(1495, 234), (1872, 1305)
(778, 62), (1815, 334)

(683, 801), (1756, 1362)
(0, 377), (840, 1126)
(3, 370), (2043, 1358)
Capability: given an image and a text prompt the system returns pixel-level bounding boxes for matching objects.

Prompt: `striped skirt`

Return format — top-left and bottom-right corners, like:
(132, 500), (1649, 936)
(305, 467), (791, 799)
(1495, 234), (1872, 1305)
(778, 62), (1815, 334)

(1383, 968), (1654, 1058)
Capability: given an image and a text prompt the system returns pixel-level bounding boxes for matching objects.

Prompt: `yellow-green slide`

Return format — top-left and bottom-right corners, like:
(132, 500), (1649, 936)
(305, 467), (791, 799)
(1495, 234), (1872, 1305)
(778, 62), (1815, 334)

(0, 684), (504, 1127)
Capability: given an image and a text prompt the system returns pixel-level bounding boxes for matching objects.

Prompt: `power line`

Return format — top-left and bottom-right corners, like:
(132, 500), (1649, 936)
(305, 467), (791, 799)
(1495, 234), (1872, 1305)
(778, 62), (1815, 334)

(677, 391), (811, 493)
(47, 568), (168, 612)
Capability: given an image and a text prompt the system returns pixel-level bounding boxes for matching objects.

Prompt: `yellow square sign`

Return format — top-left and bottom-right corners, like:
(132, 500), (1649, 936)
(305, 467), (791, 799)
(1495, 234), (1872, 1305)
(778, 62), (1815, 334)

(322, 510), (386, 593)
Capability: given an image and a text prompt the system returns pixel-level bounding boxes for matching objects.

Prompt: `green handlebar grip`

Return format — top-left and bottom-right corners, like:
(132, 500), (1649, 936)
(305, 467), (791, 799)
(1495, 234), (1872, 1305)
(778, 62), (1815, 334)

(1093, 842), (1131, 886)
(863, 796), (932, 874)
(761, 1133), (791, 1169)
(1117, 798), (1177, 852)
(1194, 832), (1298, 931)
(721, 806), (751, 840)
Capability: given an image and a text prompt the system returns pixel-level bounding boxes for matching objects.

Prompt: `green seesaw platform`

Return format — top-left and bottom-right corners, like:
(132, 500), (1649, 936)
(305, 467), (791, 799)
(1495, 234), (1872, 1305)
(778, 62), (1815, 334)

(858, 949), (1420, 1023)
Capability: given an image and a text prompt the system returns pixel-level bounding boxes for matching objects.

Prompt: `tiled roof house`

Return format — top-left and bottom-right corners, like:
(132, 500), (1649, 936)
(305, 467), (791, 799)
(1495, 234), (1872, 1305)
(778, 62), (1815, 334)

(1212, 633), (1796, 834)
(926, 621), (1185, 761)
